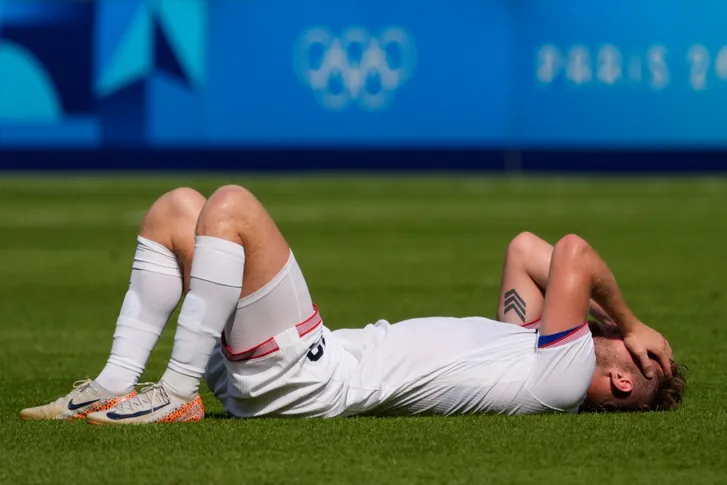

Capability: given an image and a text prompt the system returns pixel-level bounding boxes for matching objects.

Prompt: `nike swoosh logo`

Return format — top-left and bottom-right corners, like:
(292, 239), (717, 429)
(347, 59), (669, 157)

(105, 402), (170, 420)
(67, 398), (101, 411)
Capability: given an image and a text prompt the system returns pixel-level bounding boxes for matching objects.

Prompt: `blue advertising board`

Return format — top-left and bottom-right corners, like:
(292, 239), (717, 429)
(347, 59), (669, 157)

(1, 0), (727, 162)
(0, 0), (514, 149)
(520, 0), (727, 147)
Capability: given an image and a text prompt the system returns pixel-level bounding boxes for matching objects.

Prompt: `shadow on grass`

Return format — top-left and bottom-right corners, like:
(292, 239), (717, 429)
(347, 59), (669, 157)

(205, 411), (232, 420)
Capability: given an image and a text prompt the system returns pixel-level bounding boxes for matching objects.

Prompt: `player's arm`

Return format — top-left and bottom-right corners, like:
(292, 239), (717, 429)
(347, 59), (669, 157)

(588, 301), (615, 326)
(539, 234), (672, 378)
(497, 232), (615, 325)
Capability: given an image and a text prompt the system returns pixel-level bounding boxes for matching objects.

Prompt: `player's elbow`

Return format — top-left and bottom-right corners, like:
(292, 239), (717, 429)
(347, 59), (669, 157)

(553, 234), (592, 263)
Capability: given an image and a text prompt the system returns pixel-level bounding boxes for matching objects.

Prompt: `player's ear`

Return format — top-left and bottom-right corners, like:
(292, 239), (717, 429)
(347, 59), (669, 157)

(610, 369), (633, 394)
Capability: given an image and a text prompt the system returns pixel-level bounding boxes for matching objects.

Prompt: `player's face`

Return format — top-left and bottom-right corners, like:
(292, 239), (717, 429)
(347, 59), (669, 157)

(587, 331), (638, 403)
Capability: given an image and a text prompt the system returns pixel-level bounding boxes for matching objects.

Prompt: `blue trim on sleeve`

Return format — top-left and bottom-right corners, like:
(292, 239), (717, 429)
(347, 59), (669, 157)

(537, 324), (584, 348)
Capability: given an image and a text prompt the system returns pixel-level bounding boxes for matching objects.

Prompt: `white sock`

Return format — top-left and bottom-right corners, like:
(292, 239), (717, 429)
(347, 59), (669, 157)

(161, 236), (244, 399)
(95, 236), (182, 394)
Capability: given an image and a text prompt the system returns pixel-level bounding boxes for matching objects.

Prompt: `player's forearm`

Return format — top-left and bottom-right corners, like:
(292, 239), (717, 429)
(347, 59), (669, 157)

(586, 247), (639, 333)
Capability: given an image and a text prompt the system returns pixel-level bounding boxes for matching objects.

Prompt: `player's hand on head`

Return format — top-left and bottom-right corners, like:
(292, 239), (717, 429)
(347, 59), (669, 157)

(623, 323), (673, 379)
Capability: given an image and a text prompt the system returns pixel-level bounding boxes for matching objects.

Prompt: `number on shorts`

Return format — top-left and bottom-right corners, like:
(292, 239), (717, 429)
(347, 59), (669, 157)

(307, 337), (326, 362)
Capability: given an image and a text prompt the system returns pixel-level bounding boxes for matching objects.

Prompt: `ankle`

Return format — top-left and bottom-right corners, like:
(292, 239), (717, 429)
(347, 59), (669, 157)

(160, 368), (199, 400)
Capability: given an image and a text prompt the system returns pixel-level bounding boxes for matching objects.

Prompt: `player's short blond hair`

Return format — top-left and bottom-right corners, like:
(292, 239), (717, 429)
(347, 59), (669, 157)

(581, 361), (686, 412)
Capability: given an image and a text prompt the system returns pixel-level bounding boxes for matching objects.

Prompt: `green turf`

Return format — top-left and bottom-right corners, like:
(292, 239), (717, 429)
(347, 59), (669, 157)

(1, 175), (726, 485)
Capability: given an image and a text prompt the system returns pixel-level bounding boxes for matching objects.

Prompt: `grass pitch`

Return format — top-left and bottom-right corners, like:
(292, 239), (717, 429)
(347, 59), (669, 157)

(0, 175), (725, 485)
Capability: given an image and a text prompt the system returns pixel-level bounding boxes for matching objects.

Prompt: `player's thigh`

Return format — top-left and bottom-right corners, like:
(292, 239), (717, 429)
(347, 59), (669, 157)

(212, 258), (338, 417)
(197, 184), (290, 298)
(237, 201), (290, 299)
(225, 251), (316, 350)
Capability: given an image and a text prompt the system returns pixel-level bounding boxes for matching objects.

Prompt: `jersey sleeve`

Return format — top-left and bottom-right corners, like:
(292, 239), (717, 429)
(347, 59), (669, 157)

(525, 323), (596, 412)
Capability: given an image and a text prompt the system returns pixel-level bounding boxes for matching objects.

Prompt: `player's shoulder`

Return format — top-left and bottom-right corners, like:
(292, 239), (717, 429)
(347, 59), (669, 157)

(524, 322), (596, 412)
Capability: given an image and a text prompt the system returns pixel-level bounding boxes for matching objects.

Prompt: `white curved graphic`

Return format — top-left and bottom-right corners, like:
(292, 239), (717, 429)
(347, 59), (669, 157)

(294, 26), (417, 112)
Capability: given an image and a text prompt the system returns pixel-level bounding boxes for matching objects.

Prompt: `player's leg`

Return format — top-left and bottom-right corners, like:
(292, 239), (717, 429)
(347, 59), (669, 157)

(205, 188), (323, 418)
(94, 187), (205, 391)
(20, 188), (206, 420)
(87, 185), (310, 424)
(163, 184), (292, 394)
(496, 232), (552, 326)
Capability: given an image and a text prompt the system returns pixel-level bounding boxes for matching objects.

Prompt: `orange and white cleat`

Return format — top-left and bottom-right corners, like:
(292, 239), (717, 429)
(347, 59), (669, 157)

(86, 382), (204, 425)
(20, 379), (136, 421)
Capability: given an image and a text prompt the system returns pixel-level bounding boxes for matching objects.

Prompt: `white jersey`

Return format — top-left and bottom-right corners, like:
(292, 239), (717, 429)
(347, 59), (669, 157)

(332, 316), (595, 416)
(204, 254), (596, 418)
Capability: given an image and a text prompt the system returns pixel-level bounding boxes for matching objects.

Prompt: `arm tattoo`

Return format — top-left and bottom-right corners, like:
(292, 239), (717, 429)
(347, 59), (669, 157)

(504, 288), (527, 322)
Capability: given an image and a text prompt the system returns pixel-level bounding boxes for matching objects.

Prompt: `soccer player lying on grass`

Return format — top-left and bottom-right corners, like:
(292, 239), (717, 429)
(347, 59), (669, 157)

(20, 186), (685, 423)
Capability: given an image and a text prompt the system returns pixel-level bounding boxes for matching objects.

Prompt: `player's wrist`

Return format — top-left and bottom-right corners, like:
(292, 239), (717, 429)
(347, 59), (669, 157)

(614, 313), (642, 334)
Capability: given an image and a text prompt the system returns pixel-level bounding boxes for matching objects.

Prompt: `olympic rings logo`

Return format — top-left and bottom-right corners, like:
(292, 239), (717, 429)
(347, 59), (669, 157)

(294, 26), (417, 112)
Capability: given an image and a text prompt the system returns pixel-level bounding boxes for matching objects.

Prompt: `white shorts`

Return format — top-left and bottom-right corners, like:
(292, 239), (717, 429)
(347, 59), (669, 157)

(205, 251), (354, 418)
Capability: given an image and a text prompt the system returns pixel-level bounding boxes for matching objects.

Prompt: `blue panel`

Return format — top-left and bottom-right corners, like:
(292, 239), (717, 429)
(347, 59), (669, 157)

(519, 0), (727, 147)
(94, 1), (145, 92)
(98, 81), (147, 145)
(4, 0), (727, 163)
(0, 118), (99, 147)
(202, 0), (514, 146)
(95, 1), (151, 98)
(0, 1), (76, 24)
(0, 41), (62, 121)
(148, 72), (203, 145)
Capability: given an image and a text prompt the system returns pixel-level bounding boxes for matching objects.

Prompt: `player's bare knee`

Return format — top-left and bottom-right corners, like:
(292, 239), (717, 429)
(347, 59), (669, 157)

(165, 187), (207, 217)
(140, 187), (205, 240)
(196, 185), (263, 241)
(553, 234), (591, 263)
